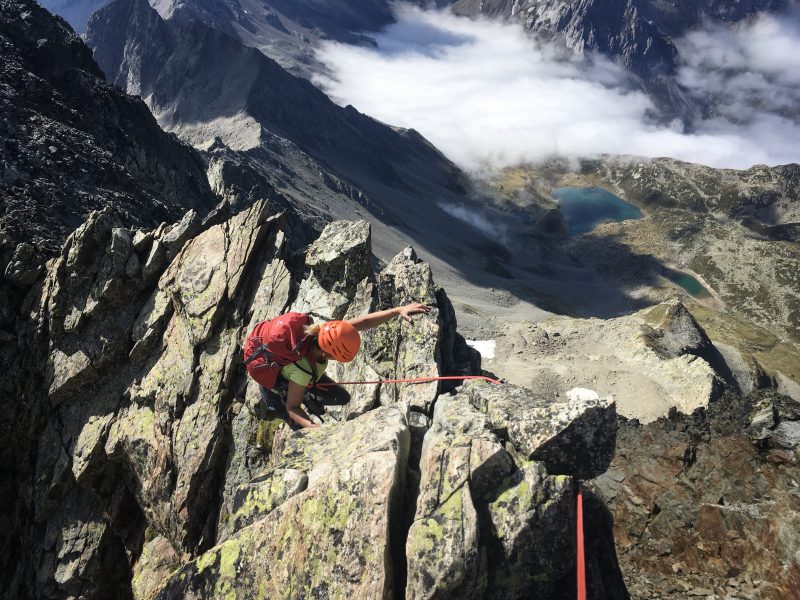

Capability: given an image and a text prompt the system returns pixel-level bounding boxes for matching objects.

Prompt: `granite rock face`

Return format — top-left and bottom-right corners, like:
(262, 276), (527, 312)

(406, 384), (615, 598)
(469, 383), (617, 480)
(4, 199), (623, 599)
(159, 405), (411, 600)
(0, 4), (219, 502)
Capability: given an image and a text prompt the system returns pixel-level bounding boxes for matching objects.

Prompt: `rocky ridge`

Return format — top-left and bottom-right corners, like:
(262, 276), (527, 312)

(0, 6), (219, 591)
(0, 0), (216, 268)
(41, 0), (398, 77)
(2, 201), (625, 599)
(4, 4), (799, 600)
(6, 196), (797, 599)
(85, 0), (461, 193)
(84, 0), (566, 323)
(42, 0), (788, 121)
(482, 299), (732, 423)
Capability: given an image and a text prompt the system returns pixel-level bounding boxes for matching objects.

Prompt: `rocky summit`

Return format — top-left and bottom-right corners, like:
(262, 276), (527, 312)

(1, 202), (622, 599)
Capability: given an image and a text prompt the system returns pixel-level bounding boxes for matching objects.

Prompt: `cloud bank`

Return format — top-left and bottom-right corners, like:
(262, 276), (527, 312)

(677, 10), (800, 120)
(314, 7), (800, 172)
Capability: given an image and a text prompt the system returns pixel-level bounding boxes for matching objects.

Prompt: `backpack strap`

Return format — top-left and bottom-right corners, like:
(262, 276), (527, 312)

(292, 357), (320, 386)
(244, 343), (270, 366)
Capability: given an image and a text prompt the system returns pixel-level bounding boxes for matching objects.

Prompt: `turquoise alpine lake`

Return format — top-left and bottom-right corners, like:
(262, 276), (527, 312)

(552, 187), (642, 235)
(666, 271), (711, 298)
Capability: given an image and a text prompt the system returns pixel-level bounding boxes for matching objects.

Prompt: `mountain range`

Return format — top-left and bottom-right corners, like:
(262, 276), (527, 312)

(42, 0), (789, 119)
(2, 1), (800, 599)
(82, 0), (578, 315)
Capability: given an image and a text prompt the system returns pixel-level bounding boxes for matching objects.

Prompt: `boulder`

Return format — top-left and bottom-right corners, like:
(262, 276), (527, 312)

(407, 390), (584, 600)
(156, 405), (411, 600)
(48, 348), (97, 405)
(292, 219), (372, 320)
(160, 210), (201, 259)
(365, 246), (442, 412)
(4, 241), (42, 286)
(141, 240), (166, 286)
(485, 461), (574, 600)
(749, 392), (800, 458)
(124, 201), (279, 549)
(469, 383), (617, 480)
(241, 229), (292, 333)
(216, 401), (282, 542)
(71, 413), (114, 485)
(132, 535), (180, 600)
(324, 278), (381, 421)
(35, 488), (130, 600)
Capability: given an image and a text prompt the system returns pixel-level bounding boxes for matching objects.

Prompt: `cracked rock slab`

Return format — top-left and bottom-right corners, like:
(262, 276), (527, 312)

(469, 382), (617, 480)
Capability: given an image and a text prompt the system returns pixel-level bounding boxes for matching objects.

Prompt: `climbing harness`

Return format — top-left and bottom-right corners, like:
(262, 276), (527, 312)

(577, 483), (586, 600)
(310, 375), (502, 388)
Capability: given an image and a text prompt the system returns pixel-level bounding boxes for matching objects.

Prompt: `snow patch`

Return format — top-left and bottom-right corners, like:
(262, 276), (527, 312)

(466, 339), (495, 359)
(566, 387), (601, 402)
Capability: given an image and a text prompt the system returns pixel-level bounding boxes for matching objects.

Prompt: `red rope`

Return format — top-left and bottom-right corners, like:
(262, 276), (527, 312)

(577, 484), (586, 600)
(310, 375), (502, 388)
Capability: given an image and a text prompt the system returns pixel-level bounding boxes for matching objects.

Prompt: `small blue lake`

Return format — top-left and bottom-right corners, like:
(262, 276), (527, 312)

(552, 187), (642, 235)
(666, 271), (711, 298)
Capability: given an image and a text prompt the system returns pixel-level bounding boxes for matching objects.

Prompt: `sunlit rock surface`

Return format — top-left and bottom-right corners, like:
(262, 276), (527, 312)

(4, 192), (626, 599)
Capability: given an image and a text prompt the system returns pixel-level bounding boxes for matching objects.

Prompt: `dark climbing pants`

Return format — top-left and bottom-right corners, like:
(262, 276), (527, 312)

(258, 375), (350, 429)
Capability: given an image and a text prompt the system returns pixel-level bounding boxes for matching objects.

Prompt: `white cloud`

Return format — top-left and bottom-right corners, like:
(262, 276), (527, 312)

(438, 201), (508, 242)
(314, 6), (800, 172)
(676, 10), (800, 118)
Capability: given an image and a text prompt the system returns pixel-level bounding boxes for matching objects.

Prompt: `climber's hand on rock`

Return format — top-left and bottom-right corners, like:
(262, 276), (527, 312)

(398, 303), (430, 322)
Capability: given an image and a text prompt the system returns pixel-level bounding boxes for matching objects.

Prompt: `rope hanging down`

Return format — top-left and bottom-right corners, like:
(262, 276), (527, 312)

(577, 484), (587, 600)
(310, 375), (502, 388)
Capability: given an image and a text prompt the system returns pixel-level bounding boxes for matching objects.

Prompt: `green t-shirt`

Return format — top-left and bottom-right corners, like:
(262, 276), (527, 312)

(280, 357), (328, 387)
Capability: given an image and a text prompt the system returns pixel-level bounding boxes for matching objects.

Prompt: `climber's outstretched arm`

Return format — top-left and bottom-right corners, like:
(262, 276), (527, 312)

(347, 302), (430, 332)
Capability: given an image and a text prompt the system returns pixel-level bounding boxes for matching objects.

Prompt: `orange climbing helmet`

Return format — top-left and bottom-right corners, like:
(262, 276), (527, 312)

(318, 320), (361, 362)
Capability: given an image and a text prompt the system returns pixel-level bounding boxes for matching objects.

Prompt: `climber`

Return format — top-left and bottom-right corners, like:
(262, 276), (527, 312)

(248, 303), (430, 430)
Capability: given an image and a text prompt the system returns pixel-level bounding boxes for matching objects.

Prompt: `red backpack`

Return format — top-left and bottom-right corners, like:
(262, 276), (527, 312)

(243, 312), (313, 389)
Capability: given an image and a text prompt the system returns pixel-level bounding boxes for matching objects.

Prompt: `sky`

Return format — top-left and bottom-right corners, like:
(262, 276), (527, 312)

(314, 6), (800, 172)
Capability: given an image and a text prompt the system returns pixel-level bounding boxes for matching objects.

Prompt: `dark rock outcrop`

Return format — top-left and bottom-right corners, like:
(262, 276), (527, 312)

(593, 389), (800, 599)
(0, 0), (216, 266)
